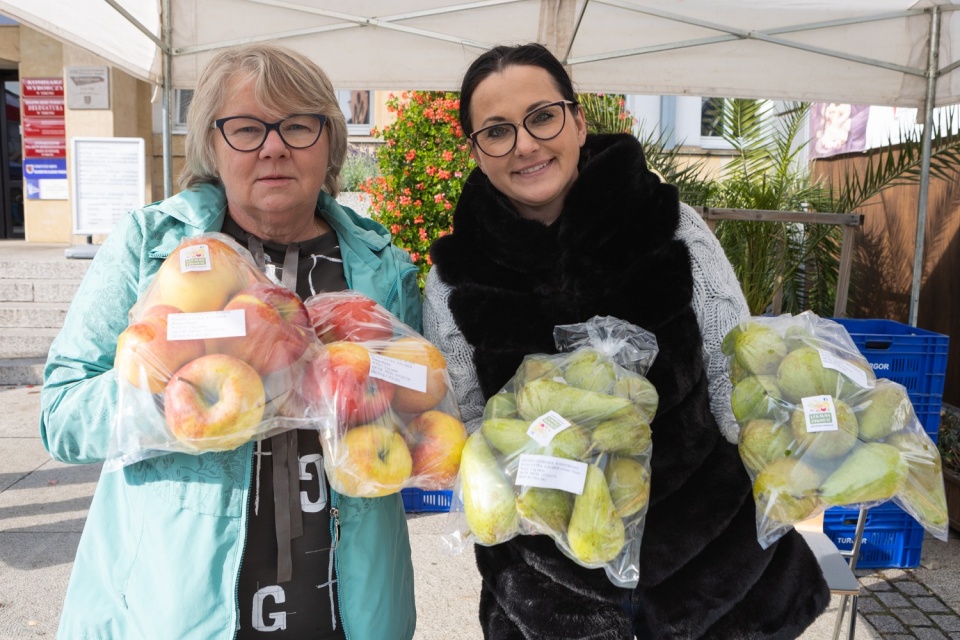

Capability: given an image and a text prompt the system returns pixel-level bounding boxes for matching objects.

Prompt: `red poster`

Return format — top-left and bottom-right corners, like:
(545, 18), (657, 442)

(21, 77), (64, 98)
(22, 98), (65, 117)
(23, 117), (65, 138)
(24, 138), (67, 159)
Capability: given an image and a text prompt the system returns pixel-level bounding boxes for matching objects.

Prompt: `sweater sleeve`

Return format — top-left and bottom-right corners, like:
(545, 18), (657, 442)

(423, 267), (486, 433)
(675, 203), (750, 444)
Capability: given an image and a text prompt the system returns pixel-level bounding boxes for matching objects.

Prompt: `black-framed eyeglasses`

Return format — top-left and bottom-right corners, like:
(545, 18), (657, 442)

(212, 114), (328, 152)
(469, 100), (577, 158)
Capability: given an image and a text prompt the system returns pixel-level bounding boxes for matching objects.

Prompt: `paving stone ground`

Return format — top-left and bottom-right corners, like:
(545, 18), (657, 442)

(857, 568), (960, 640)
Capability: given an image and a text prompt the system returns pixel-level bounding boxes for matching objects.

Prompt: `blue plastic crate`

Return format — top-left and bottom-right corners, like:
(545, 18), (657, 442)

(822, 502), (925, 569)
(401, 488), (453, 513)
(831, 318), (949, 397)
(910, 392), (943, 442)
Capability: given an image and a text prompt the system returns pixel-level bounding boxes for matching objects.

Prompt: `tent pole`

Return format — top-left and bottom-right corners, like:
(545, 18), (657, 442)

(162, 0), (173, 199)
(909, 6), (941, 328)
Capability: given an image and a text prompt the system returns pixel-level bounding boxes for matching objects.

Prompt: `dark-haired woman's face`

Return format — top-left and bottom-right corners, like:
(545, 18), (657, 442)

(468, 65), (586, 226)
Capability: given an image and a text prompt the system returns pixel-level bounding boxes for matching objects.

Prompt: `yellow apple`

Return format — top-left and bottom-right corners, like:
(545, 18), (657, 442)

(380, 336), (449, 414)
(163, 353), (266, 451)
(328, 422), (412, 497)
(405, 410), (468, 490)
(115, 304), (205, 394)
(146, 236), (255, 313)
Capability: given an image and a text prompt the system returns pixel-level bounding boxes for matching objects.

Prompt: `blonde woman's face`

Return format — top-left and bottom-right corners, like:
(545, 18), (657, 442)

(213, 73), (329, 235)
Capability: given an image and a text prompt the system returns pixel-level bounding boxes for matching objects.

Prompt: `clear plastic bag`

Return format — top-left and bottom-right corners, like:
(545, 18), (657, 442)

(298, 290), (468, 498)
(106, 233), (317, 470)
(723, 311), (950, 547)
(443, 316), (659, 588)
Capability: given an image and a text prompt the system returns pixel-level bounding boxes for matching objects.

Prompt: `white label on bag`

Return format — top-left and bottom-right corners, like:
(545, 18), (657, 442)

(369, 354), (427, 392)
(166, 309), (246, 340)
(800, 395), (839, 432)
(526, 410), (572, 446)
(818, 349), (872, 389)
(515, 454), (588, 494)
(178, 244), (213, 272)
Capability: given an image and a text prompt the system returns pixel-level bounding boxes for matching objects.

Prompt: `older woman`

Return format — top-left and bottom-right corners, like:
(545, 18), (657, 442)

(41, 44), (419, 639)
(423, 43), (829, 639)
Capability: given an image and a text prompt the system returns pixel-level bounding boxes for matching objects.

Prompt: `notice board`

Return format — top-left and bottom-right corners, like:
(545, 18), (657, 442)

(71, 137), (146, 235)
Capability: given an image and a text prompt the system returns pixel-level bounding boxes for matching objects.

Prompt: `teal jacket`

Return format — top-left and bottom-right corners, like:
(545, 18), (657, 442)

(41, 183), (421, 639)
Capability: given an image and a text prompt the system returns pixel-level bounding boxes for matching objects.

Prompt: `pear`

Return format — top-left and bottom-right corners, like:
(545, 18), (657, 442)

(567, 464), (626, 565)
(790, 398), (859, 460)
(484, 392), (518, 420)
(784, 325), (817, 352)
(612, 373), (659, 420)
(546, 423), (592, 460)
(460, 432), (519, 545)
(482, 418), (537, 457)
(604, 456), (651, 518)
(516, 379), (631, 424)
(721, 323), (744, 357)
(728, 358), (749, 385)
(516, 487), (575, 534)
(820, 442), (907, 506)
(752, 457), (822, 524)
(856, 381), (913, 441)
(738, 418), (794, 474)
(883, 432), (948, 528)
(517, 355), (560, 385)
(776, 347), (829, 403)
(590, 408), (652, 456)
(734, 323), (787, 375)
(731, 375), (785, 424)
(564, 349), (617, 393)
(822, 359), (877, 401)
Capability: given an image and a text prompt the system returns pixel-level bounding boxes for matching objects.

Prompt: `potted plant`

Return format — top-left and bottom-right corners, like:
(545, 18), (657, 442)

(940, 403), (960, 532)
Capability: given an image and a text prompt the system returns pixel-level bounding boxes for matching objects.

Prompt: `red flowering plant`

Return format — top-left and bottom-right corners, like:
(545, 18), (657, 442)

(362, 91), (474, 287)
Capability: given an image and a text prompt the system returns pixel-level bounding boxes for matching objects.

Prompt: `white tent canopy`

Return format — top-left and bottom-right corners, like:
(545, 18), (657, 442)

(1, 0), (958, 323)
(1, 0), (958, 104)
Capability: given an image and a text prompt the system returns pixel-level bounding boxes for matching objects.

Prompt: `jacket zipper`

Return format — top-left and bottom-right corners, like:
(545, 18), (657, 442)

(232, 447), (255, 640)
(330, 491), (349, 640)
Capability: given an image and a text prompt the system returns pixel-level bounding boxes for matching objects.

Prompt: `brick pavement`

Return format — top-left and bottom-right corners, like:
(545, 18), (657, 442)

(857, 568), (960, 639)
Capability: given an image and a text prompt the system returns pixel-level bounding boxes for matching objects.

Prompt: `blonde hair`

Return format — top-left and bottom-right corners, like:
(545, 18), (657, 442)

(178, 42), (347, 196)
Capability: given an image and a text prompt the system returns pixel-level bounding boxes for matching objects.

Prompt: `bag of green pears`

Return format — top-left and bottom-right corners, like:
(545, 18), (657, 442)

(442, 315), (659, 588)
(723, 311), (949, 548)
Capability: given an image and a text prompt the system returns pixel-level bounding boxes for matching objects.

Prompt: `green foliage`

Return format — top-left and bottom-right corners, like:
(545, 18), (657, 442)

(578, 93), (635, 134)
(362, 92), (474, 286)
(339, 144), (380, 192)
(941, 404), (960, 474)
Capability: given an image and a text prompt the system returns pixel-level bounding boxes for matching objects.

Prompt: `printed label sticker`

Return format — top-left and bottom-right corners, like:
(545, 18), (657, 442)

(800, 395), (839, 432)
(515, 454), (588, 494)
(370, 354), (427, 392)
(179, 244), (213, 273)
(526, 410), (572, 446)
(166, 309), (246, 340)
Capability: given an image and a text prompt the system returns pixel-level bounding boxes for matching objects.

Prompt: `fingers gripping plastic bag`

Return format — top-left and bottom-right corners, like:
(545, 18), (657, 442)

(298, 291), (468, 498)
(442, 316), (659, 588)
(723, 311), (950, 548)
(107, 233), (318, 470)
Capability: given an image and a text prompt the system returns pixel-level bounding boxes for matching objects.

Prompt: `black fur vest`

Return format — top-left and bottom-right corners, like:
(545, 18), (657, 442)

(430, 134), (829, 639)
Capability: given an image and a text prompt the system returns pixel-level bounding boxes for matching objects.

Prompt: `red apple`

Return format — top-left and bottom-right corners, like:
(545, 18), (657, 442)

(115, 306), (206, 394)
(302, 341), (395, 428)
(145, 236), (255, 313)
(305, 291), (395, 343)
(208, 283), (313, 375)
(380, 337), (449, 414)
(405, 410), (468, 489)
(327, 422), (412, 497)
(164, 353), (266, 451)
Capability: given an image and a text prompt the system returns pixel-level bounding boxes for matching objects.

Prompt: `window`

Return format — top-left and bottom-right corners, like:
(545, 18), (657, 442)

(700, 97), (732, 149)
(173, 89), (193, 133)
(337, 90), (373, 136)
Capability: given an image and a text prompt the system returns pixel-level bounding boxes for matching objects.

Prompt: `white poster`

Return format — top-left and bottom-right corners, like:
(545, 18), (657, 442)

(70, 137), (145, 235)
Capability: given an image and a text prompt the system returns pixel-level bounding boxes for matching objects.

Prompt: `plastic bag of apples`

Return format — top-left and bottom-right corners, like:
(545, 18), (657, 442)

(105, 233), (318, 470)
(298, 290), (468, 499)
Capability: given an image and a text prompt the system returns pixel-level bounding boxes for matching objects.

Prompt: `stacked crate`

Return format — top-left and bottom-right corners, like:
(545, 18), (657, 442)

(823, 319), (950, 569)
